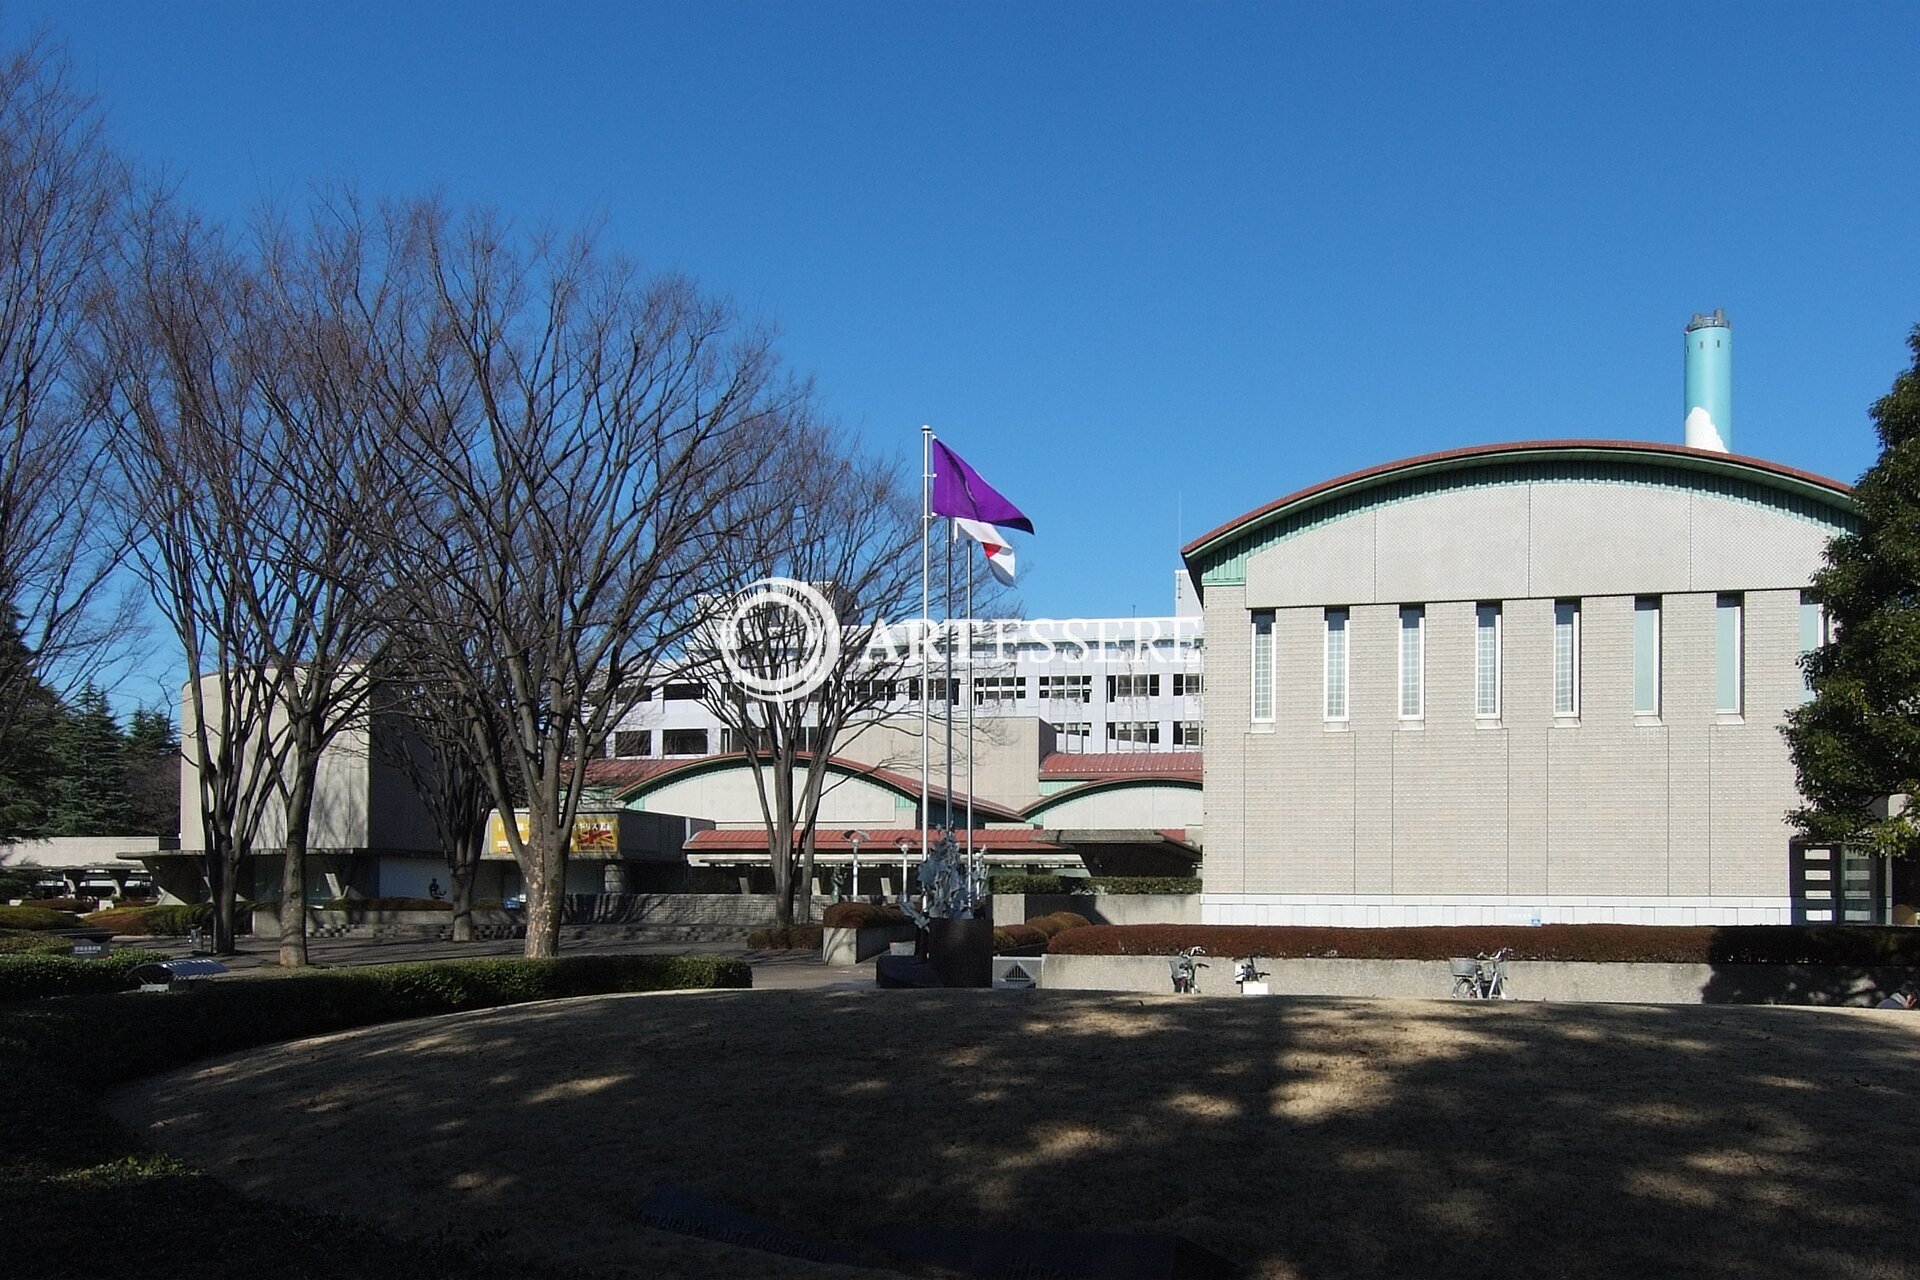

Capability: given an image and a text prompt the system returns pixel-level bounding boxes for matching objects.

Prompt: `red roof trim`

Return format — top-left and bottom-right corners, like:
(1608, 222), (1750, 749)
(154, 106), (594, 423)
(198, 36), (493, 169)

(685, 827), (1064, 851)
(1181, 439), (1855, 560)
(1039, 751), (1204, 781)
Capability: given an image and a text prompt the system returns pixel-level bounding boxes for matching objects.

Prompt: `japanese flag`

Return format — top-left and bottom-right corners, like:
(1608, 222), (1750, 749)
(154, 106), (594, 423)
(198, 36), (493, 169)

(952, 517), (1016, 586)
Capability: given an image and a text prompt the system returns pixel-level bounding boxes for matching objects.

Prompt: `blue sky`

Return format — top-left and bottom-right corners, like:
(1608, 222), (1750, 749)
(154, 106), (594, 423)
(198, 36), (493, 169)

(12, 2), (1918, 685)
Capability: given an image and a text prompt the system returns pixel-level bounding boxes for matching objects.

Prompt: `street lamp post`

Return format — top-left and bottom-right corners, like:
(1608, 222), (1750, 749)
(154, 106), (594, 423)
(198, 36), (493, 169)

(845, 830), (869, 901)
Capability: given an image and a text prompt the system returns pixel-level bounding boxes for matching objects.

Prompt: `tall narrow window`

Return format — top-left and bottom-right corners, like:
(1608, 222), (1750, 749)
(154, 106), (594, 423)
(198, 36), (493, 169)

(1398, 606), (1424, 719)
(1475, 604), (1501, 718)
(1716, 593), (1744, 714)
(1633, 597), (1662, 716)
(1250, 611), (1275, 723)
(1324, 608), (1349, 721)
(1799, 591), (1826, 703)
(1553, 599), (1580, 718)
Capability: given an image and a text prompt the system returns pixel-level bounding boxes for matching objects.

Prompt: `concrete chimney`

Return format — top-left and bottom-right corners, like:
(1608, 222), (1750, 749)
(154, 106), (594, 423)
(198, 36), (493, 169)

(1684, 309), (1732, 452)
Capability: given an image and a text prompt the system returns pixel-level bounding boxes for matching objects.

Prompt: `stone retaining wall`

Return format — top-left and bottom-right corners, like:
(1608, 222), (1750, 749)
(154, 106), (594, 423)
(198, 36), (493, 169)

(1039, 953), (1918, 1006)
(991, 893), (1200, 928)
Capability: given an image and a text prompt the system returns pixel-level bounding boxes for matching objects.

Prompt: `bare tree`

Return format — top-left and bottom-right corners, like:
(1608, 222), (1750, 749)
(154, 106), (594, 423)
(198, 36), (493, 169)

(691, 431), (933, 925)
(0, 37), (138, 749)
(370, 203), (794, 957)
(103, 203), (288, 952)
(104, 198), (391, 959)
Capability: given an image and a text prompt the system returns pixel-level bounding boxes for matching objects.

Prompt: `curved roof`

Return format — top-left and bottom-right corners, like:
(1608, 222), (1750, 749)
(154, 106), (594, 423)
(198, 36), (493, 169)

(602, 750), (1026, 824)
(1022, 774), (1202, 822)
(1039, 751), (1204, 783)
(1181, 440), (1856, 591)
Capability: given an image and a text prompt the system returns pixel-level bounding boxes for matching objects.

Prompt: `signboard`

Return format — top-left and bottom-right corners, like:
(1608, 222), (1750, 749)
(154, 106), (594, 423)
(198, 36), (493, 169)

(486, 812), (620, 859)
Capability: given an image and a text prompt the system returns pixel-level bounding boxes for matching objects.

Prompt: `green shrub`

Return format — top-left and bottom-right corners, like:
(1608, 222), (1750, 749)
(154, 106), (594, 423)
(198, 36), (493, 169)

(0, 930), (74, 955)
(1086, 876), (1201, 895)
(21, 896), (100, 913)
(990, 874), (1089, 895)
(1043, 923), (1920, 965)
(994, 923), (1048, 952)
(820, 901), (909, 929)
(84, 902), (253, 937)
(0, 905), (82, 930)
(746, 924), (824, 949)
(3, 954), (751, 1076)
(321, 896), (454, 912)
(0, 951), (152, 1000)
(1026, 911), (1093, 938)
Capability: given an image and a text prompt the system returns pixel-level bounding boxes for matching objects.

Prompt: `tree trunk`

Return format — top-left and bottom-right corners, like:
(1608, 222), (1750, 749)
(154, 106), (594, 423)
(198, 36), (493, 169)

(768, 764), (795, 927)
(215, 845), (241, 955)
(520, 820), (567, 957)
(205, 837), (232, 952)
(448, 817), (484, 943)
(277, 760), (316, 967)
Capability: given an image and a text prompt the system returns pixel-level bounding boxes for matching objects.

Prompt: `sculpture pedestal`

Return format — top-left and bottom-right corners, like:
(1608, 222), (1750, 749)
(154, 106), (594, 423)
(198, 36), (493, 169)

(927, 917), (994, 988)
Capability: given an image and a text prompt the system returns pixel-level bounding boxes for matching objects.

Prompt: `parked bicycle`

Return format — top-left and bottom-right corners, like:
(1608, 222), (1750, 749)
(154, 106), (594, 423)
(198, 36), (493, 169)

(1449, 948), (1511, 999)
(1233, 956), (1270, 993)
(1170, 946), (1208, 993)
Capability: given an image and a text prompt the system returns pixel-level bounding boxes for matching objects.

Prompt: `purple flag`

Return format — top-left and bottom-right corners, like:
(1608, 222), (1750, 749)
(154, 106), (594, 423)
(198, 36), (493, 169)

(930, 439), (1034, 534)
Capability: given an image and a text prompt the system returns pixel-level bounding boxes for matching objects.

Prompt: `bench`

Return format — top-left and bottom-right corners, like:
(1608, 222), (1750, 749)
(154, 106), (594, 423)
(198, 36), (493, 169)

(131, 958), (230, 992)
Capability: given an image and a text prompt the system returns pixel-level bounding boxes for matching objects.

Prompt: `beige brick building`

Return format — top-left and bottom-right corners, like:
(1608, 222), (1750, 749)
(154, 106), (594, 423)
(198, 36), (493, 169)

(1183, 440), (1857, 926)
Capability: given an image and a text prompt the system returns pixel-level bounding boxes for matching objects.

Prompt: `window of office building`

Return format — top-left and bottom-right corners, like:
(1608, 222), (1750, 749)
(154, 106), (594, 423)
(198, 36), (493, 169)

(1038, 674), (1091, 702)
(1799, 591), (1827, 703)
(1107, 673), (1160, 700)
(1475, 603), (1501, 718)
(1633, 597), (1661, 716)
(973, 676), (1026, 705)
(1251, 611), (1274, 722)
(1716, 593), (1744, 714)
(1174, 672), (1204, 697)
(613, 730), (652, 758)
(1398, 606), (1424, 719)
(1107, 720), (1161, 745)
(662, 728), (709, 755)
(1056, 722), (1092, 750)
(663, 682), (704, 701)
(1176, 720), (1204, 747)
(1553, 600), (1580, 718)
(1324, 608), (1349, 721)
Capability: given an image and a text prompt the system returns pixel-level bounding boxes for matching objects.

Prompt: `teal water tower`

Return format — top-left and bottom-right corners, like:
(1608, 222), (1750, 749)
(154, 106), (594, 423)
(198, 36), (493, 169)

(1684, 309), (1732, 452)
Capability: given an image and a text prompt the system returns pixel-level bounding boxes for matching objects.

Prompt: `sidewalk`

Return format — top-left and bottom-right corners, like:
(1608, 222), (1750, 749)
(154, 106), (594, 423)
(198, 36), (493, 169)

(115, 933), (871, 990)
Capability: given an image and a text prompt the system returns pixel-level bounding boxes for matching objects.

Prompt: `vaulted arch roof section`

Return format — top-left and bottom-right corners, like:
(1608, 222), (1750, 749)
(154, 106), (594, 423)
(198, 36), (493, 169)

(1020, 776), (1203, 824)
(1181, 440), (1856, 597)
(603, 751), (1025, 824)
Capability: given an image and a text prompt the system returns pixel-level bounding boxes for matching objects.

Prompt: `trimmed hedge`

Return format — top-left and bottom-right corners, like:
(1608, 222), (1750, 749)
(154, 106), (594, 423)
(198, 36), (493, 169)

(21, 896), (101, 913)
(322, 897), (453, 912)
(1025, 911), (1094, 939)
(1046, 923), (1920, 966)
(0, 930), (74, 955)
(994, 923), (1048, 951)
(1088, 876), (1201, 895)
(820, 901), (909, 929)
(0, 905), (82, 931)
(84, 902), (252, 937)
(991, 874), (1084, 894)
(747, 924), (824, 949)
(989, 875), (1202, 895)
(0, 951), (153, 1000)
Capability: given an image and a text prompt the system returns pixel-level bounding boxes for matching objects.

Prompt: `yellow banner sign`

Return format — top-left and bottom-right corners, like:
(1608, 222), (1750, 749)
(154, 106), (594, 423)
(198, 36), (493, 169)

(487, 813), (620, 858)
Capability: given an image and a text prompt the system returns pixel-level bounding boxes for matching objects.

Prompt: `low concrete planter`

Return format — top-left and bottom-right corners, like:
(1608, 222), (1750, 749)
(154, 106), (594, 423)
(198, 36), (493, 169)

(1040, 953), (1920, 1006)
(821, 923), (917, 966)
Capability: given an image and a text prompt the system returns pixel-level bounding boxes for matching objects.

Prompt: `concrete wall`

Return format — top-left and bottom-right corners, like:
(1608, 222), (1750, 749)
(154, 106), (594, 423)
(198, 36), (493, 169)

(1039, 953), (1915, 1006)
(992, 892), (1201, 927)
(1204, 473), (1846, 924)
(631, 765), (910, 828)
(834, 715), (1049, 811)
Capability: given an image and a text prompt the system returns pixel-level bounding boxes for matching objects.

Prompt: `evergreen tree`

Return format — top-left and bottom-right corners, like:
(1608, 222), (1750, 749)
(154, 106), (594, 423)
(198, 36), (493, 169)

(1787, 325), (1920, 855)
(124, 706), (182, 837)
(45, 685), (134, 836)
(0, 606), (60, 838)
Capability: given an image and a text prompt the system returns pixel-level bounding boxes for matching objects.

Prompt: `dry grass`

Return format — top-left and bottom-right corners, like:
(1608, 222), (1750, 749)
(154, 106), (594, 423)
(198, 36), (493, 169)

(109, 990), (1920, 1280)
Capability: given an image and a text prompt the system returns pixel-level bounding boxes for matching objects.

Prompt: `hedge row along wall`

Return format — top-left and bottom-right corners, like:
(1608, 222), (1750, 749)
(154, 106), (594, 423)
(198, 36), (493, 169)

(1046, 924), (1920, 966)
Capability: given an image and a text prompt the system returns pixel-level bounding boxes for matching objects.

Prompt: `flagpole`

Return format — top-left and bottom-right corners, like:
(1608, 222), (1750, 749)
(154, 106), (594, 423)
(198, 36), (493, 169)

(944, 515), (955, 844)
(965, 545), (976, 901)
(919, 425), (932, 897)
